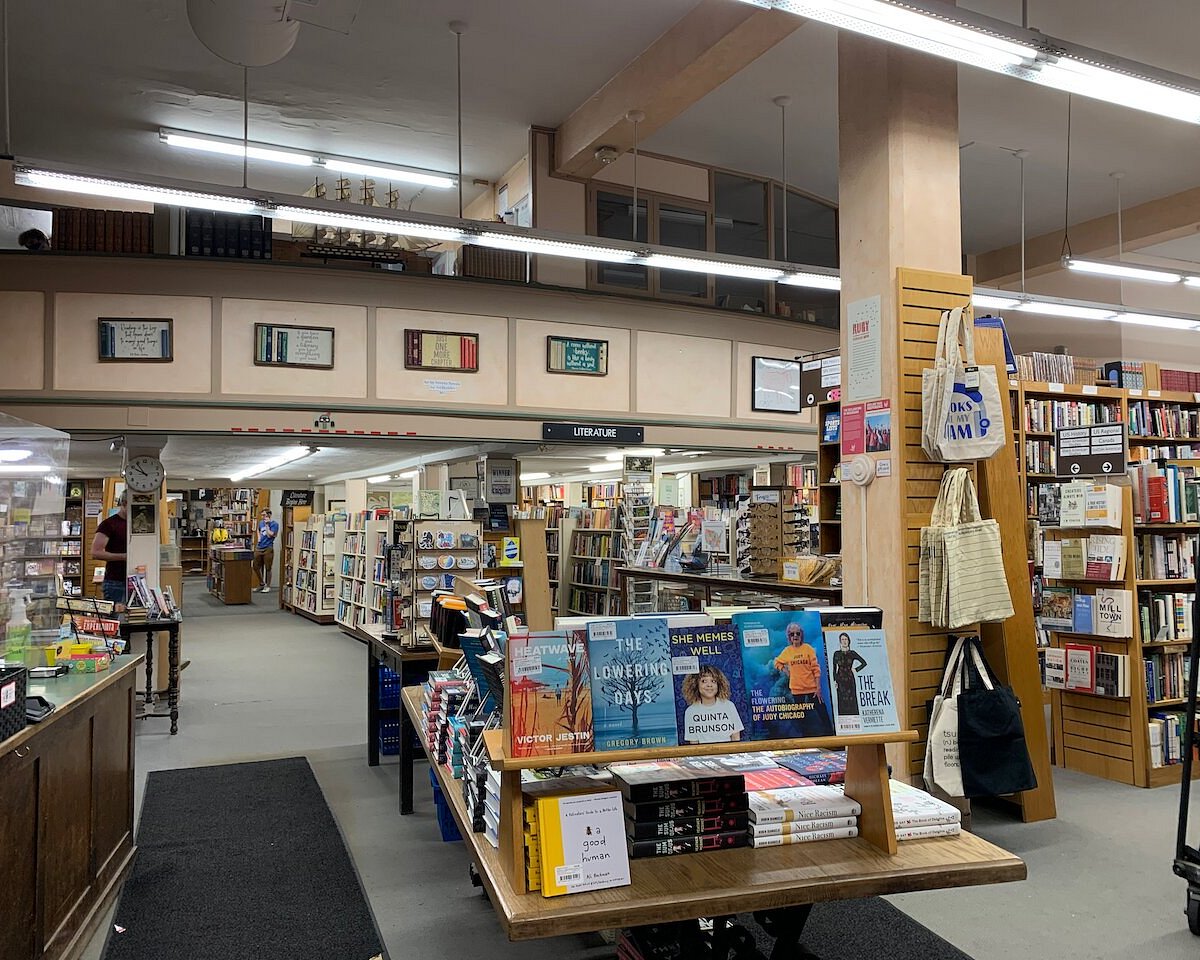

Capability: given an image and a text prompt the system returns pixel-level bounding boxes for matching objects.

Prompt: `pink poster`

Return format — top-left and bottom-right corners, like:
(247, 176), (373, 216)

(841, 402), (865, 455)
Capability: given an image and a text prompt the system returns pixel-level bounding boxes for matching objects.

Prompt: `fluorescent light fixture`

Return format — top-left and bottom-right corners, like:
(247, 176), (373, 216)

(1064, 257), (1182, 284)
(1183, 277), (1200, 288)
(1113, 312), (1200, 331)
(603, 448), (666, 462)
(321, 158), (454, 190)
(397, 470), (420, 479)
(778, 271), (842, 290)
(161, 128), (455, 187)
(0, 464), (52, 474)
(13, 167), (259, 214)
(972, 293), (1022, 310)
(0, 449), (32, 462)
(366, 474), (392, 483)
(275, 205), (467, 243)
(641, 253), (785, 281)
(1014, 301), (1116, 321)
(737, 1), (1200, 126)
(476, 231), (635, 263)
(520, 472), (551, 482)
(587, 463), (622, 473)
(229, 445), (313, 483)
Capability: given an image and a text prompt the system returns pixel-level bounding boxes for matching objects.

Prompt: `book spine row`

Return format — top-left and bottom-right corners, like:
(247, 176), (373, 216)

(1023, 398), (1122, 432)
(1145, 651), (1190, 704)
(1025, 439), (1056, 475)
(1159, 368), (1200, 393)
(1128, 400), (1200, 439)
(1135, 534), (1197, 581)
(184, 211), (273, 260)
(52, 207), (153, 254)
(1140, 592), (1194, 644)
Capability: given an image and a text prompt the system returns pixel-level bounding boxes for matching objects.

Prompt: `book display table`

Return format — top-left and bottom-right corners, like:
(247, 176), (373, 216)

(401, 687), (1025, 942)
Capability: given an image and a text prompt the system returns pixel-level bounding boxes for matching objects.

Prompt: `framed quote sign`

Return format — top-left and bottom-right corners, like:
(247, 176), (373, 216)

(98, 318), (173, 361)
(546, 335), (608, 375)
(751, 356), (801, 413)
(404, 329), (479, 372)
(254, 323), (335, 369)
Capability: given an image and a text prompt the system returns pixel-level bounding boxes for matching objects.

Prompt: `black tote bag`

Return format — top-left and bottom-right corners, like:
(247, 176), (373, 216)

(957, 637), (1037, 798)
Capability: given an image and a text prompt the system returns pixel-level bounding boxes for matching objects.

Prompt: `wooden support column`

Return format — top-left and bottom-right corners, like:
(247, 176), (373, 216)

(837, 35), (962, 777)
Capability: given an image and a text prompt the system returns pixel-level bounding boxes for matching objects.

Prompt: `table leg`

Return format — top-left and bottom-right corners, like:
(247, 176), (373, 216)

(399, 657), (415, 815)
(144, 630), (154, 705)
(367, 646), (380, 767)
(754, 905), (815, 960)
(168, 627), (180, 735)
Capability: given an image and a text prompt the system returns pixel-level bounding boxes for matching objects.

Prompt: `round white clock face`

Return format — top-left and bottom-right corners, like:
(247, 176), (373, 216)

(125, 455), (165, 493)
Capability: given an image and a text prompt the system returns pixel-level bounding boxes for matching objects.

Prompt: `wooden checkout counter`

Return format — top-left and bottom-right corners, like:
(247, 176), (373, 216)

(0, 655), (142, 960)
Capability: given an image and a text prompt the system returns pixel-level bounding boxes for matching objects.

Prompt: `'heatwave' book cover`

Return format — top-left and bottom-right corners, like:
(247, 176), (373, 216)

(822, 629), (899, 736)
(587, 618), (678, 751)
(507, 629), (594, 757)
(669, 623), (749, 745)
(734, 610), (834, 740)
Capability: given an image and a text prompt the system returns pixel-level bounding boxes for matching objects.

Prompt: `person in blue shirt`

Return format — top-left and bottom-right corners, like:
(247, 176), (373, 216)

(254, 508), (280, 594)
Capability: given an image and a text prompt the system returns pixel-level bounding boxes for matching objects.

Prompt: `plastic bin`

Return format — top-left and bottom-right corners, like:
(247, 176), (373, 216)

(429, 767), (462, 842)
(378, 719), (400, 756)
(378, 665), (400, 710)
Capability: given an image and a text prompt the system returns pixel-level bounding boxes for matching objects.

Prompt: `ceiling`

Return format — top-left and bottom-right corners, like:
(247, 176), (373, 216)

(9, 1), (1200, 258)
(65, 432), (807, 485)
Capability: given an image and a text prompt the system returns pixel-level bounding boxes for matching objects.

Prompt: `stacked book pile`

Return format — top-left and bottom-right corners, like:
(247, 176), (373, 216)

(611, 759), (749, 859)
(889, 780), (961, 840)
(420, 670), (469, 754)
(521, 776), (616, 893)
(747, 784), (860, 847)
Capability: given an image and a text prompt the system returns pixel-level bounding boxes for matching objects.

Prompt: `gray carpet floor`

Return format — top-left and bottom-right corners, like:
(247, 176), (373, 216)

(80, 590), (1200, 960)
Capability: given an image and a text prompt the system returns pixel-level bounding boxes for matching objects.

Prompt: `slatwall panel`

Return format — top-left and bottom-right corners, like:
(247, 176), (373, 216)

(897, 269), (975, 777)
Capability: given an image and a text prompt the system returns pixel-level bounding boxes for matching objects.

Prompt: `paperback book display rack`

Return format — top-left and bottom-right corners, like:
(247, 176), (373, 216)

(291, 513), (344, 624)
(336, 515), (394, 634)
(409, 519), (483, 647)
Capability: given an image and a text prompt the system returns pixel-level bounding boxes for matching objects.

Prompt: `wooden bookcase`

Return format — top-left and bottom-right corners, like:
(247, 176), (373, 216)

(565, 524), (623, 617)
(292, 513), (344, 624)
(207, 548), (252, 604)
(513, 517), (553, 631)
(1012, 377), (1200, 787)
(547, 515), (576, 619)
(279, 503), (312, 610)
(410, 519), (483, 647)
(335, 515), (391, 634)
(816, 399), (842, 555)
(61, 482), (84, 597)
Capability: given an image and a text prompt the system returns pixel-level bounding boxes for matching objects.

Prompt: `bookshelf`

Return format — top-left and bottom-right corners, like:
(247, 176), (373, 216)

(202, 487), (260, 575)
(410, 519), (483, 647)
(279, 503), (312, 610)
(81, 479), (106, 598)
(565, 524), (623, 617)
(207, 547), (252, 604)
(335, 514), (393, 634)
(292, 513), (344, 624)
(817, 399), (842, 555)
(60, 482), (84, 597)
(1015, 378), (1200, 787)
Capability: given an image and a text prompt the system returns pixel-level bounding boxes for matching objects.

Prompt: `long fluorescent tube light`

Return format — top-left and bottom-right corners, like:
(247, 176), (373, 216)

(1064, 257), (1182, 284)
(0, 464), (51, 474)
(642, 253), (785, 281)
(737, 0), (1200, 125)
(0, 449), (32, 462)
(1014, 301), (1116, 321)
(779, 271), (842, 290)
(520, 472), (551, 482)
(230, 445), (313, 483)
(397, 470), (420, 479)
(274, 205), (468, 243)
(366, 474), (392, 483)
(161, 128), (456, 188)
(603, 448), (665, 462)
(1113, 313), (1200, 331)
(14, 168), (259, 214)
(587, 463), (623, 473)
(972, 293), (1022, 310)
(475, 231), (635, 263)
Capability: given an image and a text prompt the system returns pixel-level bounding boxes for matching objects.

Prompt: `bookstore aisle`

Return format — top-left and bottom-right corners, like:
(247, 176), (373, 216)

(78, 598), (1200, 960)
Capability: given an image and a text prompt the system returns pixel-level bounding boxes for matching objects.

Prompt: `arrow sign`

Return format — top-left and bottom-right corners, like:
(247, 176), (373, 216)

(1055, 423), (1128, 478)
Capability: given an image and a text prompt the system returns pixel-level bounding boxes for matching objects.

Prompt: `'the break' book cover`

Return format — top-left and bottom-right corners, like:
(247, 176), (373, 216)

(507, 629), (594, 757)
(734, 610), (834, 740)
(669, 623), (749, 745)
(588, 618), (678, 751)
(822, 628), (899, 736)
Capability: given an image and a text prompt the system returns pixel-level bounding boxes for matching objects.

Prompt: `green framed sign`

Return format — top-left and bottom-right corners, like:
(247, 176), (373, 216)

(546, 335), (609, 376)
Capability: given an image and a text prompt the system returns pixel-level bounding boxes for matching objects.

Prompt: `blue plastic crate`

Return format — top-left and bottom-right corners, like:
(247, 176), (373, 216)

(429, 767), (462, 842)
(378, 719), (400, 757)
(378, 664), (400, 711)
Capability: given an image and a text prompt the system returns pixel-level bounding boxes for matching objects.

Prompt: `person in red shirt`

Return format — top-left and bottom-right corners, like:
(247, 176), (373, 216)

(92, 492), (128, 605)
(773, 619), (833, 737)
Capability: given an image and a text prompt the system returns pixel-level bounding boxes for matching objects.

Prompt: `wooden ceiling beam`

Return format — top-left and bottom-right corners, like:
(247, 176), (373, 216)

(554, 0), (804, 179)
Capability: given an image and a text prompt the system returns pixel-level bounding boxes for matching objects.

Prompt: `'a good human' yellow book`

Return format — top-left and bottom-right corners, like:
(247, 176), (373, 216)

(535, 790), (631, 898)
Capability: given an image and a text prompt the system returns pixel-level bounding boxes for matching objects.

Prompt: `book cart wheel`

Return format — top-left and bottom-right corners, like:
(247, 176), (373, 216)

(1187, 887), (1200, 936)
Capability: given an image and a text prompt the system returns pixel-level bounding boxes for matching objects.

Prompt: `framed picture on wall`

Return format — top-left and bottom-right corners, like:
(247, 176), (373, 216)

(751, 356), (801, 413)
(546, 336), (609, 376)
(253, 323), (335, 369)
(98, 318), (173, 361)
(404, 329), (479, 372)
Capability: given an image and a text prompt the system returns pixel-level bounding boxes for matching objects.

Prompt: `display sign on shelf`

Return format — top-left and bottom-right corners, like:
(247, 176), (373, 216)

(486, 458), (518, 504)
(800, 355), (841, 409)
(281, 489), (315, 507)
(542, 422), (644, 443)
(1055, 424), (1128, 478)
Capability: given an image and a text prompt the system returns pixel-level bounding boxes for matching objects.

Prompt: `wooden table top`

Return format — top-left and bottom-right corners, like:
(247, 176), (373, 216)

(358, 622), (442, 662)
(402, 687), (1025, 941)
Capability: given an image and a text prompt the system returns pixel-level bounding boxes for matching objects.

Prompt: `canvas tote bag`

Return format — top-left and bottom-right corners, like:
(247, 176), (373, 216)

(924, 635), (969, 797)
(942, 471), (1014, 630)
(957, 637), (1038, 798)
(923, 307), (1006, 462)
(919, 469), (967, 627)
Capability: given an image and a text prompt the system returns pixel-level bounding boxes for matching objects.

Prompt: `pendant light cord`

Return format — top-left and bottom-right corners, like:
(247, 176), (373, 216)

(242, 66), (248, 190)
(1019, 152), (1026, 293)
(632, 119), (639, 241)
(455, 28), (463, 218)
(2, 0), (10, 158)
(780, 100), (788, 261)
(1060, 94), (1073, 258)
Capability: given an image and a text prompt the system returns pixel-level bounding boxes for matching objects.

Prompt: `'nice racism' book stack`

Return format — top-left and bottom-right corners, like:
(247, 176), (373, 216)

(505, 607), (897, 760)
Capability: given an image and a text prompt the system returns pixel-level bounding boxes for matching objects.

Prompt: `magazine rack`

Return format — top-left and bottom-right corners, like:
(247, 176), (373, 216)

(483, 724), (916, 896)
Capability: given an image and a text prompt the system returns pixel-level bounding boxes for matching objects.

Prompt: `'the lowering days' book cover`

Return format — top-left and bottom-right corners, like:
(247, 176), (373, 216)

(507, 630), (594, 757)
(822, 629), (899, 736)
(734, 610), (834, 740)
(587, 618), (679, 751)
(669, 623), (748, 744)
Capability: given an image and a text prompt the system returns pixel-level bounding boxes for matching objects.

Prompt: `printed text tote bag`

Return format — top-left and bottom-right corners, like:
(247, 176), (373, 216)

(922, 307), (1006, 462)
